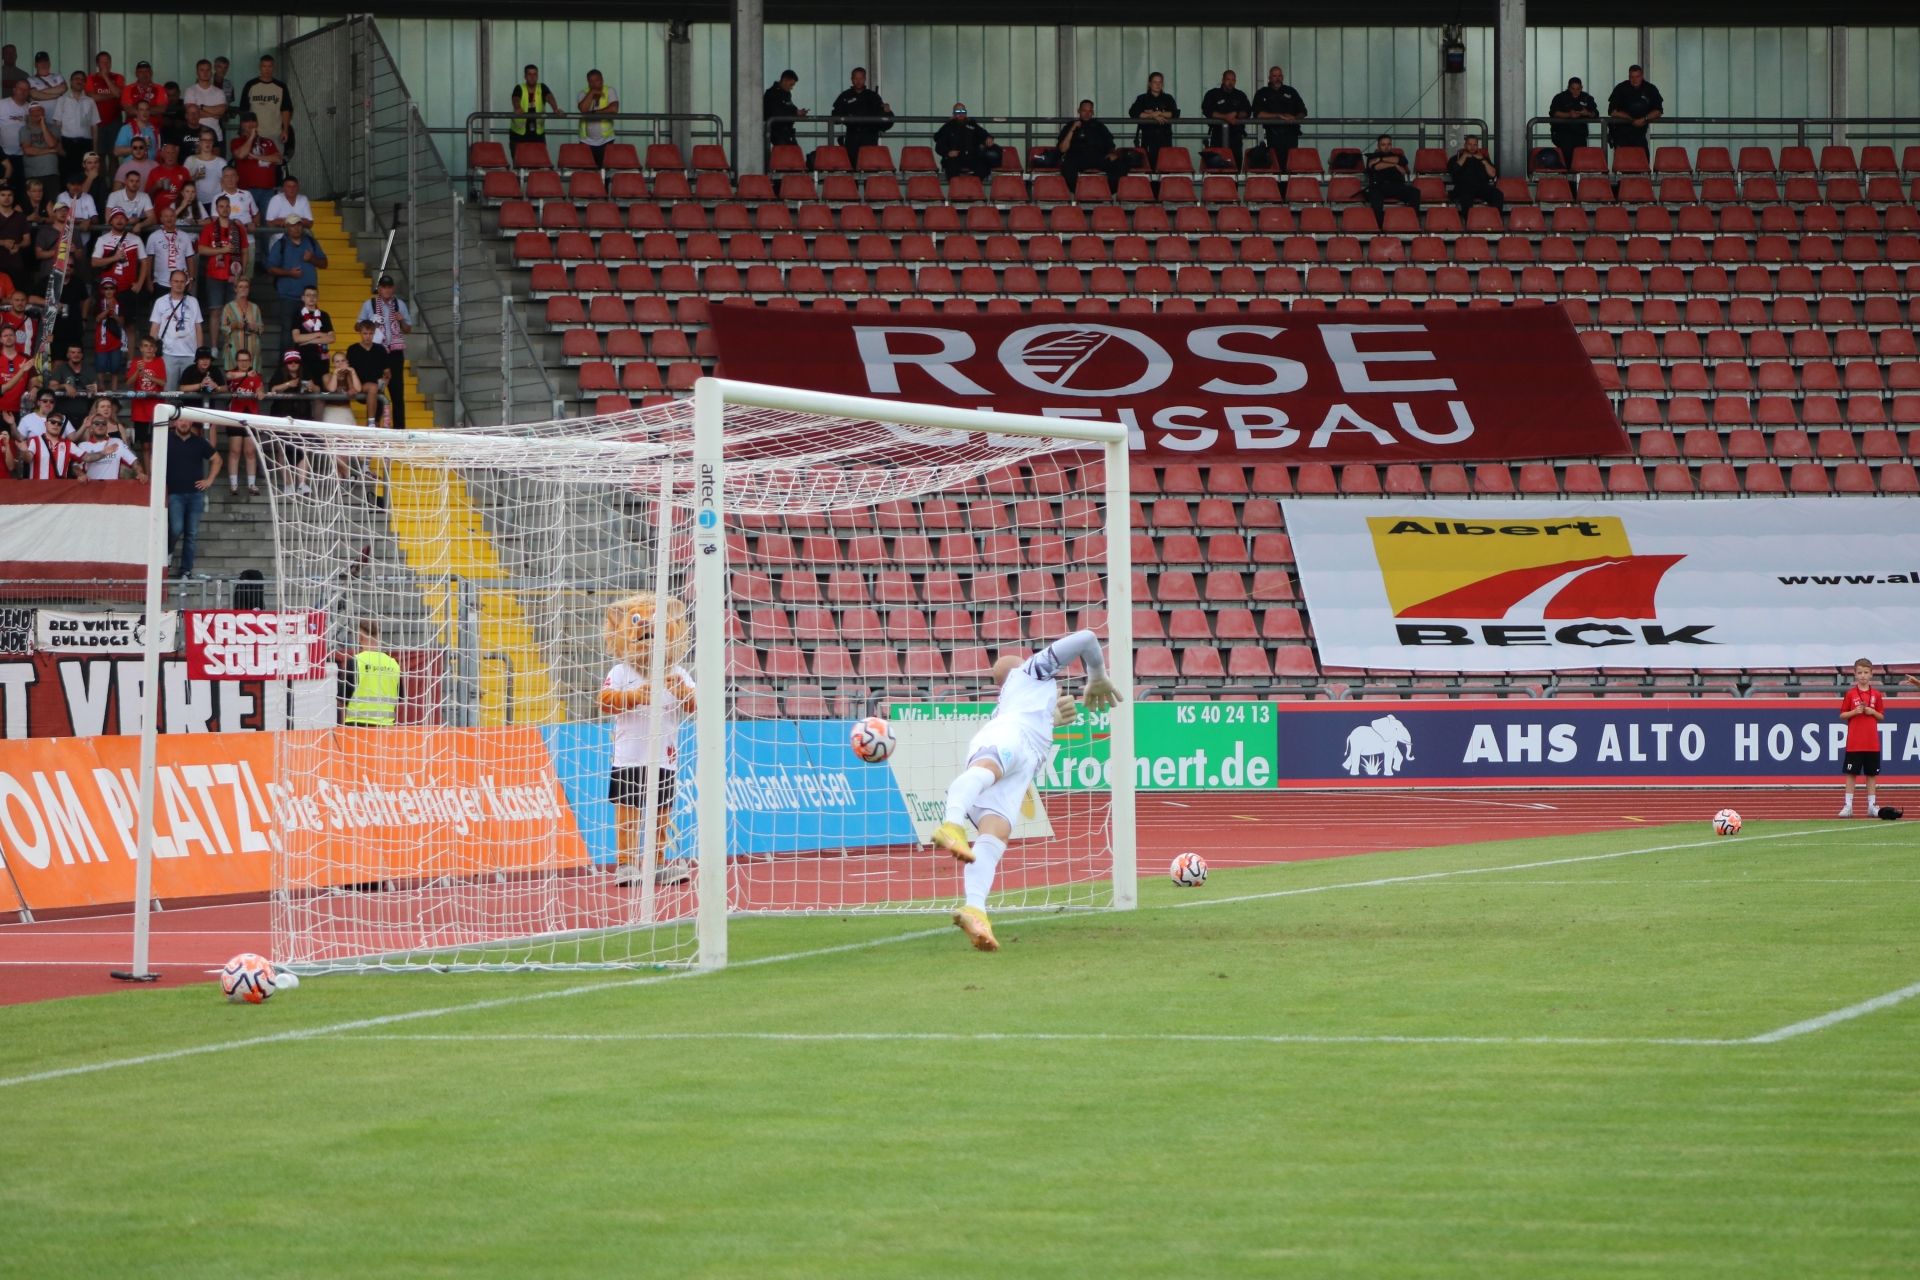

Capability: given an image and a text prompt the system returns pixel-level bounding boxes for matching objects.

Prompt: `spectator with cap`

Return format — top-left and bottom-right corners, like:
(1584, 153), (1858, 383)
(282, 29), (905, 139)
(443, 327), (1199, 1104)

(764, 71), (805, 149)
(120, 60), (169, 116)
(239, 55), (292, 152)
(184, 60), (228, 139)
(509, 65), (562, 146)
(149, 266), (204, 387)
(91, 210), (143, 316)
(1127, 73), (1177, 167)
(1446, 134), (1504, 212)
(86, 52), (126, 161)
(933, 104), (999, 181)
(829, 68), (891, 157)
(26, 53), (63, 102)
(52, 72), (96, 172)
(1607, 66), (1662, 151)
(576, 70), (618, 169)
(1250, 66), (1307, 165)
(1201, 71), (1252, 164)
(1548, 77), (1599, 162)
(230, 112), (282, 221)
(89, 277), (127, 388)
(1057, 100), (1126, 187)
(356, 273), (412, 430)
(30, 199), (72, 296)
(265, 215), (326, 354)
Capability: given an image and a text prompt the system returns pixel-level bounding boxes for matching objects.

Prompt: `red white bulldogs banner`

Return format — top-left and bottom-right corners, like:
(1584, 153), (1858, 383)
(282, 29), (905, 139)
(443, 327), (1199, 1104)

(709, 307), (1626, 462)
(1286, 499), (1920, 672)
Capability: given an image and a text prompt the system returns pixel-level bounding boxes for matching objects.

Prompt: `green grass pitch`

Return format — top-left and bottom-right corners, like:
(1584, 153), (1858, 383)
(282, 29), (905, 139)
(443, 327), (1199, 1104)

(2, 819), (1917, 1278)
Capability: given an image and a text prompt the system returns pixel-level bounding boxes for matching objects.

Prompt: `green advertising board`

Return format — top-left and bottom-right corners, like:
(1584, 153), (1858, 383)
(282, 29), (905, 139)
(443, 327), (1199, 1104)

(889, 701), (1278, 792)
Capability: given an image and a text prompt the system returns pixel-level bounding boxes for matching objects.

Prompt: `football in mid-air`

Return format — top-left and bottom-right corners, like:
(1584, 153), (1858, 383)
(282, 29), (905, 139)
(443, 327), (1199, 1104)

(1170, 852), (1208, 886)
(1712, 808), (1742, 836)
(220, 952), (277, 1004)
(850, 715), (896, 763)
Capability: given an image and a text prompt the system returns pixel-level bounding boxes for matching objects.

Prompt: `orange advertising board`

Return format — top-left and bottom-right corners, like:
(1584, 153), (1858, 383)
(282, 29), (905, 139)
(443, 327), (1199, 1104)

(0, 729), (585, 912)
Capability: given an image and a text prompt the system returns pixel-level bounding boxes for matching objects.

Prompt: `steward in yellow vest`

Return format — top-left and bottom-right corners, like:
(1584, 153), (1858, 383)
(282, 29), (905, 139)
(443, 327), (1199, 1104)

(510, 65), (562, 140)
(342, 620), (401, 727)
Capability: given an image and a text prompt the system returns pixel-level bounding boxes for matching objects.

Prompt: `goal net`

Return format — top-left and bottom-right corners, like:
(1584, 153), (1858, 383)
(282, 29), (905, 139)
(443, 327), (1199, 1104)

(176, 380), (1133, 972)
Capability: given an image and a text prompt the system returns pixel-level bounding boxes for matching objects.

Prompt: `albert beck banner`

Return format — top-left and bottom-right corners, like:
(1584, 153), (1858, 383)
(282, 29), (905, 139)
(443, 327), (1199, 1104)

(708, 306), (1627, 463)
(1286, 498), (1920, 672)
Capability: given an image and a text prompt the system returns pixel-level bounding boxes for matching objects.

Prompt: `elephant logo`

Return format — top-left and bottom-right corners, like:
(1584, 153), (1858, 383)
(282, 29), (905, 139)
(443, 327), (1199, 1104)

(1342, 714), (1414, 777)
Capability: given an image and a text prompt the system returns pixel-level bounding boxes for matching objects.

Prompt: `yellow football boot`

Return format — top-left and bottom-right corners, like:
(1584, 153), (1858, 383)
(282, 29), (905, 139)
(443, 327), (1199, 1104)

(953, 905), (1000, 952)
(932, 821), (974, 863)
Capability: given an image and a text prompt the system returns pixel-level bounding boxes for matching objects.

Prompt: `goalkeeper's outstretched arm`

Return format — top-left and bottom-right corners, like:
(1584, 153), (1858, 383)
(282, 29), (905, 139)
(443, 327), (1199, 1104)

(1034, 629), (1122, 711)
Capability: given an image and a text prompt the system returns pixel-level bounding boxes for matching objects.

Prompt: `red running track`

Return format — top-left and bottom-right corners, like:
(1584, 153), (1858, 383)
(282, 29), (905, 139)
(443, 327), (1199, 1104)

(2, 786), (1900, 1007)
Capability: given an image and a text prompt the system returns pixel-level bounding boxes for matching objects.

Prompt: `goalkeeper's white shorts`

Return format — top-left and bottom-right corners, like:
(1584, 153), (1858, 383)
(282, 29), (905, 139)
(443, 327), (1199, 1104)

(964, 719), (1045, 827)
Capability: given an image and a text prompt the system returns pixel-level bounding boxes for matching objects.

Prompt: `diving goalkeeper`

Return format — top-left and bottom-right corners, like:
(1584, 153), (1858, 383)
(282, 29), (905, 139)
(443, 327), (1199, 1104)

(931, 629), (1121, 952)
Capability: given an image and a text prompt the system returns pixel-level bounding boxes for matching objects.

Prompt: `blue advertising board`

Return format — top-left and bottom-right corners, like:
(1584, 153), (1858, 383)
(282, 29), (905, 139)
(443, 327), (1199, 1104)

(543, 719), (914, 864)
(1271, 699), (1918, 786)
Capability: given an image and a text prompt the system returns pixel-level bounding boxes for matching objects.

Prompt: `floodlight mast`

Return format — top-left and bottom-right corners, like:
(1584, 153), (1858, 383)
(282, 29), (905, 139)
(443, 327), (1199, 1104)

(168, 381), (1137, 973)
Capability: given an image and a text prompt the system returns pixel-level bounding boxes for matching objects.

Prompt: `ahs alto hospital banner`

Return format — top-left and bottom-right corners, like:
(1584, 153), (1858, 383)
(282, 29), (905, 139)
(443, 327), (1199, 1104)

(1286, 499), (1920, 672)
(709, 307), (1627, 463)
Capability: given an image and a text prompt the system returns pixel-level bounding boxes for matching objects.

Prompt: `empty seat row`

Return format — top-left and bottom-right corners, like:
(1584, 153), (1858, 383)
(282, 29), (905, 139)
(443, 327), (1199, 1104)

(1278, 458), (1918, 496)
(1613, 395), (1920, 426)
(1587, 327), (1919, 359)
(1631, 427), (1915, 459)
(1605, 362), (1920, 392)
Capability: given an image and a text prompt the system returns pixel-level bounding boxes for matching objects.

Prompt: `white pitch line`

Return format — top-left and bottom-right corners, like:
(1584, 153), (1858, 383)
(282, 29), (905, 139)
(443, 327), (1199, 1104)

(0, 926), (950, 1089)
(1746, 979), (1920, 1043)
(1163, 826), (1870, 909)
(0, 824), (1901, 1089)
(342, 1031), (1743, 1046)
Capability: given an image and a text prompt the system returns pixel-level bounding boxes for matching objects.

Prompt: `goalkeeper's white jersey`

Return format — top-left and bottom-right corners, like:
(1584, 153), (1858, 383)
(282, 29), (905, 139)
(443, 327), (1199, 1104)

(989, 631), (1104, 755)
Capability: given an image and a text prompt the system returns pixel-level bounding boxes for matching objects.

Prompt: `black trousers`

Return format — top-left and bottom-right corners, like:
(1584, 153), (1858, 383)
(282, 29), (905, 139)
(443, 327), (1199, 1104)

(941, 152), (995, 181)
(1061, 155), (1127, 187)
(1453, 185), (1504, 212)
(1550, 126), (1590, 158)
(1261, 124), (1301, 159)
(384, 350), (407, 430)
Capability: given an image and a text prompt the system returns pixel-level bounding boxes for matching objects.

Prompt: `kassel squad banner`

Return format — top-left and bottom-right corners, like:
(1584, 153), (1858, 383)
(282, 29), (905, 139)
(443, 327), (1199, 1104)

(708, 307), (1627, 463)
(1286, 498), (1920, 672)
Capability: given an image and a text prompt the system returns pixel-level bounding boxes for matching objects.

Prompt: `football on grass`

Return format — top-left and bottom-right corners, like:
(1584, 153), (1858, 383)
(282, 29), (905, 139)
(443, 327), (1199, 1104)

(1170, 852), (1209, 886)
(850, 716), (896, 763)
(1712, 808), (1743, 835)
(220, 953), (277, 1004)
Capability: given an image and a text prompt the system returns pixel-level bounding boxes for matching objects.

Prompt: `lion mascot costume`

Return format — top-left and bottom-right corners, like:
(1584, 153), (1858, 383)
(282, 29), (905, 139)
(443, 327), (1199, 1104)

(596, 592), (695, 887)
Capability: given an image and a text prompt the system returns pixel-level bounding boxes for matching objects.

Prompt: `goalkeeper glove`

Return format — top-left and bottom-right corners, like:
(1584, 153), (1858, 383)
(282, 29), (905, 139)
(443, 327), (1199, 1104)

(1084, 674), (1121, 711)
(1053, 694), (1080, 728)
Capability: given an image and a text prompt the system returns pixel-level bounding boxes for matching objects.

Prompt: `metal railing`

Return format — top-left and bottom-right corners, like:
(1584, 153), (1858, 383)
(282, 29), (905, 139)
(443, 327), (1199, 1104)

(1525, 114), (1920, 165)
(463, 111), (730, 183)
(284, 17), (561, 428)
(765, 114), (1493, 170)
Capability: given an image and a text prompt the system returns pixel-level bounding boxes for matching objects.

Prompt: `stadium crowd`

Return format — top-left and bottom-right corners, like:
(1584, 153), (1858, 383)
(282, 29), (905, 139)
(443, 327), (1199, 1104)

(0, 43), (412, 501)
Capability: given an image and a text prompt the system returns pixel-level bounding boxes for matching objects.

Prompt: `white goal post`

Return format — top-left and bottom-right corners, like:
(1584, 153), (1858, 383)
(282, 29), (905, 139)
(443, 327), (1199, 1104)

(152, 379), (1134, 973)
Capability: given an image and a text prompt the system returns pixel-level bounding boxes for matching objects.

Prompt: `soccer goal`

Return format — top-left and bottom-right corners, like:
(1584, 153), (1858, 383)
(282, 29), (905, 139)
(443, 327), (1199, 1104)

(162, 380), (1134, 972)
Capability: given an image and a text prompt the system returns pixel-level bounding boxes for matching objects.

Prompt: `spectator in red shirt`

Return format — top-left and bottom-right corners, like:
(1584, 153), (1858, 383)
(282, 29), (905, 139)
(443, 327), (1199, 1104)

(144, 140), (191, 217)
(90, 277), (126, 387)
(230, 111), (281, 215)
(85, 51), (125, 160)
(120, 60), (168, 116)
(1840, 658), (1886, 817)
(223, 347), (262, 494)
(125, 332), (168, 435)
(90, 206), (144, 301)
(0, 324), (34, 426)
